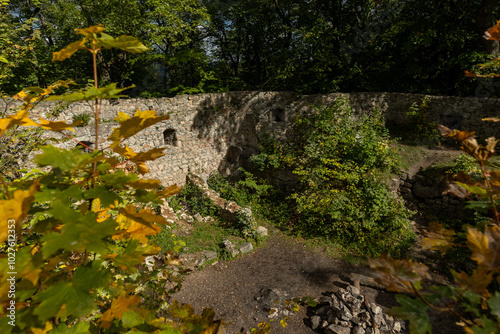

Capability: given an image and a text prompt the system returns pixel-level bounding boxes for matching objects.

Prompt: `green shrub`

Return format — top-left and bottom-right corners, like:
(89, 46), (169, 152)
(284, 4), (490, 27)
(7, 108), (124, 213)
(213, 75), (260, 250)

(249, 98), (414, 257)
(406, 96), (441, 146)
(72, 112), (92, 126)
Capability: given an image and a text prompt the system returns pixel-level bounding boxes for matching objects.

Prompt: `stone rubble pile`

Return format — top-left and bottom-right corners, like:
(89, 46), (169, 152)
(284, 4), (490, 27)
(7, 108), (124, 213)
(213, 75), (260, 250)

(309, 285), (406, 334)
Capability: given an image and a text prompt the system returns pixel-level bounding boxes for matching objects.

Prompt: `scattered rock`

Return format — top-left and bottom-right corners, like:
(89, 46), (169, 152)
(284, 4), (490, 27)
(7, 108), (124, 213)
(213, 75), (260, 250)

(256, 226), (268, 237)
(202, 250), (218, 261)
(222, 238), (240, 257)
(194, 213), (203, 222)
(311, 315), (322, 330)
(239, 242), (253, 254)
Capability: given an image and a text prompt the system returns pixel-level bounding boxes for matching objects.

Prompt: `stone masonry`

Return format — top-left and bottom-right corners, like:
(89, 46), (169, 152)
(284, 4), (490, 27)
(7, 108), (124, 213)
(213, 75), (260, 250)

(2, 91), (498, 186)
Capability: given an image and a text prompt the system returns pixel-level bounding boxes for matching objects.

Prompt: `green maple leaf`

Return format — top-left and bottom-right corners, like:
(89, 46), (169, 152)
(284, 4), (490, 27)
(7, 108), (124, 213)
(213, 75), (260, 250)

(47, 83), (134, 102)
(389, 295), (431, 334)
(99, 171), (139, 190)
(35, 146), (103, 172)
(34, 264), (110, 322)
(97, 33), (149, 53)
(111, 239), (148, 271)
(83, 186), (122, 207)
(42, 213), (117, 258)
(488, 291), (500, 321)
(121, 310), (145, 328)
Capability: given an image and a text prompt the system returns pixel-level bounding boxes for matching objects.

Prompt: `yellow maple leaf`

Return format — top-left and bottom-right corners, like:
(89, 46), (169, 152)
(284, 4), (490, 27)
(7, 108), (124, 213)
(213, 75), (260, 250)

(0, 182), (38, 243)
(75, 25), (106, 37)
(0, 110), (39, 137)
(421, 222), (456, 254)
(29, 321), (54, 334)
(118, 204), (167, 228)
(467, 225), (500, 273)
(37, 118), (80, 132)
(108, 109), (169, 143)
(157, 184), (183, 198)
(98, 295), (141, 329)
(112, 221), (161, 244)
(52, 40), (87, 62)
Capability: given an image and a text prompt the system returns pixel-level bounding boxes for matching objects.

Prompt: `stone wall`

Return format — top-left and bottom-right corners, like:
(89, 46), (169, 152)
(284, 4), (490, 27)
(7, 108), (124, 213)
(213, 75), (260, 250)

(2, 91), (499, 186)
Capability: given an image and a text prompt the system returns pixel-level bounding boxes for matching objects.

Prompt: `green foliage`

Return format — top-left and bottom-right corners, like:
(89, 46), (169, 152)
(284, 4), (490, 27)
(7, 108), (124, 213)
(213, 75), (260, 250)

(371, 31), (500, 330)
(288, 100), (412, 257)
(170, 182), (219, 218)
(72, 113), (91, 127)
(244, 98), (413, 257)
(0, 26), (222, 333)
(406, 96), (441, 146)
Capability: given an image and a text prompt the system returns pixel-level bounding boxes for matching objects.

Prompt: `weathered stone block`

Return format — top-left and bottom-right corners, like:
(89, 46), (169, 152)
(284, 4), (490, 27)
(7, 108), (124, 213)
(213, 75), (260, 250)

(239, 242), (253, 254)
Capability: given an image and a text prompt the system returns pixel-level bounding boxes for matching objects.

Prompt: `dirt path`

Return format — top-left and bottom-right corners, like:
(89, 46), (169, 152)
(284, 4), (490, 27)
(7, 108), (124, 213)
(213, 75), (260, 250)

(171, 146), (465, 333)
(171, 232), (460, 333)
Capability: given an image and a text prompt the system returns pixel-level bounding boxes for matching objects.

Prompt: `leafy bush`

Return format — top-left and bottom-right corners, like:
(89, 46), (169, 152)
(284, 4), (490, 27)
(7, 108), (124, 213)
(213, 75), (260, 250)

(246, 98), (414, 257)
(406, 96), (441, 146)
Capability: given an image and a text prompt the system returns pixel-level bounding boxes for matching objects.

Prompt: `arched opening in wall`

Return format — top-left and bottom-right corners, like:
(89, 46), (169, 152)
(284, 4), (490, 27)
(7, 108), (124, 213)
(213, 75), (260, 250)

(272, 109), (285, 122)
(163, 129), (178, 146)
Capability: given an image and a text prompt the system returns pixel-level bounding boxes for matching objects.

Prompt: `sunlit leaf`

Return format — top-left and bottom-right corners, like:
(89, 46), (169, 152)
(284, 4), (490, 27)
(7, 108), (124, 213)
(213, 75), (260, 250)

(0, 182), (38, 242)
(108, 110), (169, 143)
(421, 222), (456, 254)
(112, 219), (161, 243)
(0, 110), (38, 136)
(75, 24), (106, 38)
(483, 117), (500, 122)
(29, 322), (54, 334)
(467, 225), (500, 273)
(52, 40), (86, 61)
(157, 184), (183, 198)
(117, 204), (167, 228)
(98, 295), (141, 329)
(37, 118), (80, 132)
(75, 25), (106, 37)
(96, 33), (149, 53)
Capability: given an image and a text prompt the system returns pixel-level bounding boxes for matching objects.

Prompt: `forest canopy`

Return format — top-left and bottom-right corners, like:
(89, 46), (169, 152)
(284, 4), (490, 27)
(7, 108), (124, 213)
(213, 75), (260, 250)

(1, 0), (500, 97)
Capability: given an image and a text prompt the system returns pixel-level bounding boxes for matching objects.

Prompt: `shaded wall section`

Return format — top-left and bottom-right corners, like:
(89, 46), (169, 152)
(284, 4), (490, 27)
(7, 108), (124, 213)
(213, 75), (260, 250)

(2, 91), (498, 186)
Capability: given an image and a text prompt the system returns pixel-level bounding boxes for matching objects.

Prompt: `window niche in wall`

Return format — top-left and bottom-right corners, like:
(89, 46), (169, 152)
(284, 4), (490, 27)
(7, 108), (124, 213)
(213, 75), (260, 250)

(272, 108), (285, 122)
(163, 129), (178, 146)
